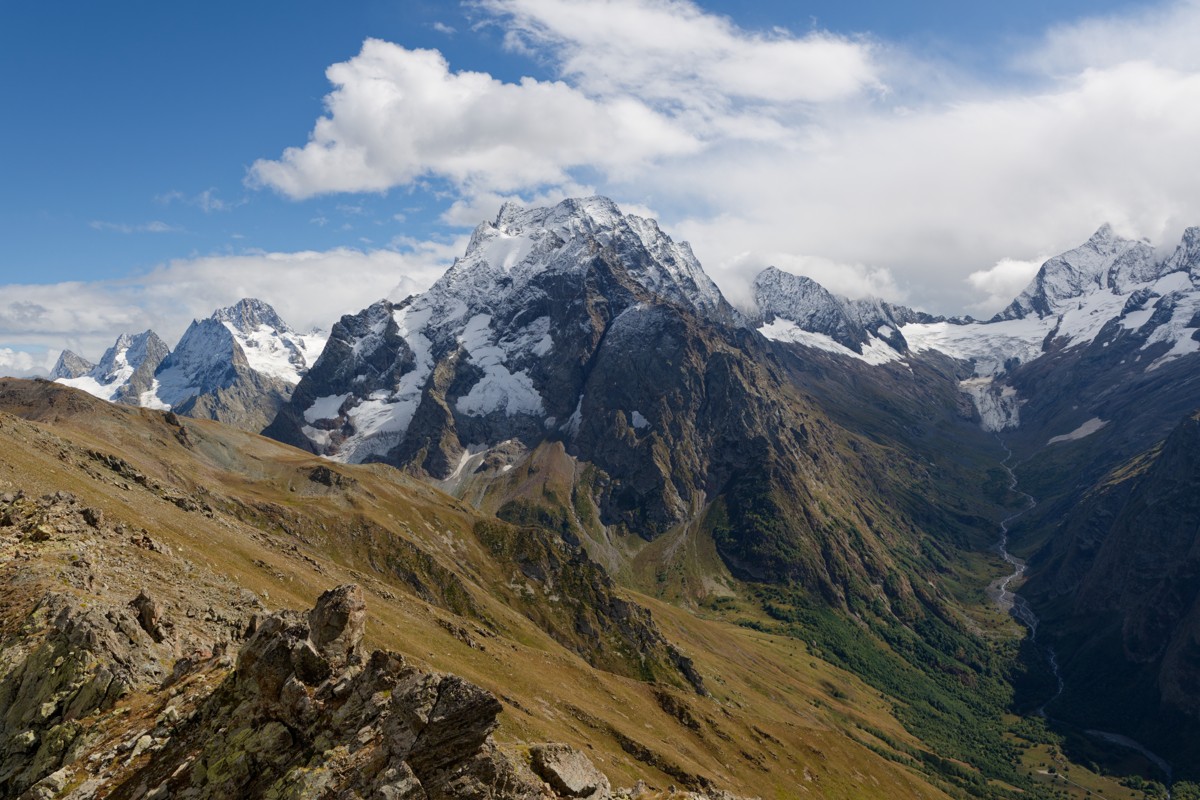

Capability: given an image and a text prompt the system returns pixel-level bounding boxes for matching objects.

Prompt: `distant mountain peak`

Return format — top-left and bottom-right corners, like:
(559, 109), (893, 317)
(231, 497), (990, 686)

(445, 196), (731, 321)
(995, 226), (1159, 321)
(49, 349), (95, 380)
(752, 266), (935, 360)
(94, 330), (170, 383)
(1090, 222), (1117, 243)
(212, 297), (293, 335)
(150, 300), (325, 421)
(54, 329), (170, 405)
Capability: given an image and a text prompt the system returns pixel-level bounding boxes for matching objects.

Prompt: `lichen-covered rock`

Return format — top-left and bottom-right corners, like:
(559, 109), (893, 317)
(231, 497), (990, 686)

(0, 593), (164, 796)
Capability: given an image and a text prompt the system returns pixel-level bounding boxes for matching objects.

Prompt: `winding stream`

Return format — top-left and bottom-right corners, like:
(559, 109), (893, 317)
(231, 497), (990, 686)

(993, 441), (1174, 785)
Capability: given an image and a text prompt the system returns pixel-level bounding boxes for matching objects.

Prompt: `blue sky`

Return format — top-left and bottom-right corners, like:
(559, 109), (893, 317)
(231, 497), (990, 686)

(2, 0), (1197, 374)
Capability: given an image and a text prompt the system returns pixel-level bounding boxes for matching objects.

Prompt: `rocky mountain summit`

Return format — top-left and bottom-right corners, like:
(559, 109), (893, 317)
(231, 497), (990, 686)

(47, 351), (96, 381)
(266, 196), (739, 465)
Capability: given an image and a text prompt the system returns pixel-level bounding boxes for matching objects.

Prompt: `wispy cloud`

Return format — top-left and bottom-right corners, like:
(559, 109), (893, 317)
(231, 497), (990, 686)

(89, 220), (184, 234)
(155, 187), (243, 213)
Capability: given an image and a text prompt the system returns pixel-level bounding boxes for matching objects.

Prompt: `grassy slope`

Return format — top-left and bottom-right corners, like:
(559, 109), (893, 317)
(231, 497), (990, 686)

(0, 380), (951, 800)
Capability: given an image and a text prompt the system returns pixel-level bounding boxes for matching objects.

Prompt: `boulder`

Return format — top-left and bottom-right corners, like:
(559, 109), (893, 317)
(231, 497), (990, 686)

(531, 743), (611, 799)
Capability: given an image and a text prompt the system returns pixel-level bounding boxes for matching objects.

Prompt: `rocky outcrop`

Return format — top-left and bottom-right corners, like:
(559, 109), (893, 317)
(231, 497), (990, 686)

(0, 591), (163, 797)
(101, 585), (617, 800)
(531, 743), (611, 798)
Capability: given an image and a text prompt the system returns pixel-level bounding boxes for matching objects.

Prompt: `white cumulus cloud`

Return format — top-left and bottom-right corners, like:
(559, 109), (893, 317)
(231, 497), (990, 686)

(248, 40), (700, 199)
(244, 0), (1200, 314)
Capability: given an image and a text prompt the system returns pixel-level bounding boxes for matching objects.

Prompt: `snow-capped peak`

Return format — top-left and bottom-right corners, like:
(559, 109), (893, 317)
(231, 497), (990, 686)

(1162, 226), (1200, 280)
(996, 225), (1157, 320)
(49, 350), (94, 380)
(752, 266), (931, 362)
(94, 331), (169, 384)
(212, 297), (293, 335)
(54, 330), (170, 404)
(149, 299), (327, 410)
(442, 196), (730, 321)
(280, 197), (739, 465)
(210, 298), (324, 385)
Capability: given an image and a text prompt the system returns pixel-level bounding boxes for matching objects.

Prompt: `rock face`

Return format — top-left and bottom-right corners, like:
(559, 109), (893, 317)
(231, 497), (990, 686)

(54, 330), (171, 406)
(109, 585), (593, 800)
(48, 350), (95, 380)
(0, 592), (162, 796)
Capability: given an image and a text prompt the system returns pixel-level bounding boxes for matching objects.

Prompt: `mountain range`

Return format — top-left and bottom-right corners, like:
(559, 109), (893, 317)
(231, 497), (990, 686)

(13, 196), (1200, 798)
(53, 298), (326, 431)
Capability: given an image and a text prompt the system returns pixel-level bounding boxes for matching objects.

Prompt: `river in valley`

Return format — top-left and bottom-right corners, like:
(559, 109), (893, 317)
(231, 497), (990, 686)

(993, 442), (1175, 785)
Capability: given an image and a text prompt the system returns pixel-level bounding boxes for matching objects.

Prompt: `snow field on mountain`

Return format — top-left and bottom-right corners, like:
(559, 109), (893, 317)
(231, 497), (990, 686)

(455, 314), (545, 418)
(234, 323), (326, 384)
(758, 319), (905, 365)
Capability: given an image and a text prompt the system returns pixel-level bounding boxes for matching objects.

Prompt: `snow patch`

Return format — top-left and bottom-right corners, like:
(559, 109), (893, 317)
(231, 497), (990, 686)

(228, 322), (324, 384)
(631, 410), (649, 429)
(1120, 309), (1154, 330)
(480, 230), (536, 272)
(562, 397), (584, 436)
(454, 314), (544, 417)
(58, 375), (123, 403)
(139, 381), (170, 411)
(148, 364), (200, 409)
(1147, 333), (1200, 370)
(304, 393), (350, 423)
(1048, 417), (1108, 444)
